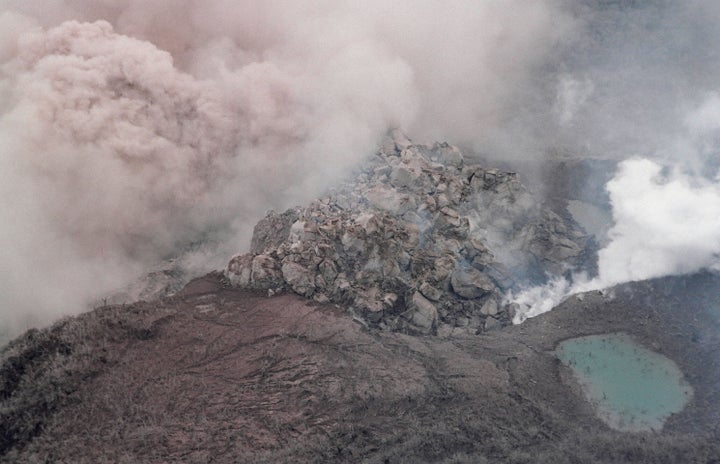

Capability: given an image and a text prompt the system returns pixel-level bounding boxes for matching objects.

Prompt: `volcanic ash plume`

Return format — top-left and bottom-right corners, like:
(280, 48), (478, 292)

(4, 1), (720, 334)
(0, 17), (407, 333)
(0, 2), (570, 335)
(0, 20), (238, 331)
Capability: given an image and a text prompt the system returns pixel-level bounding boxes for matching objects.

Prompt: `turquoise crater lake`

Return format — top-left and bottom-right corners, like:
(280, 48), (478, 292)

(555, 333), (693, 432)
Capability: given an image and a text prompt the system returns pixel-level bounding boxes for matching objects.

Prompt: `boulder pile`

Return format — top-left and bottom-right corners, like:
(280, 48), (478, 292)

(226, 132), (587, 335)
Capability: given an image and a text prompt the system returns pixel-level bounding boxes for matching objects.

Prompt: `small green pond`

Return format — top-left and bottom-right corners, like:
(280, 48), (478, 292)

(555, 333), (693, 432)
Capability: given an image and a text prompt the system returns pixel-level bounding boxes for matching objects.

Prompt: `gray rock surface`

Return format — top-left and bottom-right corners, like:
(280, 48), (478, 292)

(226, 133), (588, 333)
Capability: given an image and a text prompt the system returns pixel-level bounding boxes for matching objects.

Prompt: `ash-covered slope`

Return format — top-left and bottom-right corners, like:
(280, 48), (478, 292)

(226, 132), (588, 334)
(2, 272), (719, 463)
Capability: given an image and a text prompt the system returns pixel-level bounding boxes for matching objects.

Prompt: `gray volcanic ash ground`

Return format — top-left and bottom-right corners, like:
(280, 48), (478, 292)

(2, 1), (720, 462)
(2, 272), (719, 462)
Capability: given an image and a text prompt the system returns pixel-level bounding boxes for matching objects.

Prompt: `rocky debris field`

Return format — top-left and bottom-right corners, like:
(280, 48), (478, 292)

(1, 272), (719, 463)
(226, 132), (588, 335)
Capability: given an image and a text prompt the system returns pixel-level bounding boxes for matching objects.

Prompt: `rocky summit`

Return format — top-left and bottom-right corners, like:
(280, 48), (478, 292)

(226, 132), (588, 335)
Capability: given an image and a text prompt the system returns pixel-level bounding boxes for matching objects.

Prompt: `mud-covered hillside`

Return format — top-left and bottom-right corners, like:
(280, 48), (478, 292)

(1, 272), (719, 463)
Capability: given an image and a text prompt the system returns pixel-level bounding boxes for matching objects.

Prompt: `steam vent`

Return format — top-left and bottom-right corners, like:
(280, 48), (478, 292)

(226, 132), (588, 334)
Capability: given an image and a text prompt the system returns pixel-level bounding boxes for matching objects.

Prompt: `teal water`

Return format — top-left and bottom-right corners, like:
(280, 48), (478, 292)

(555, 333), (693, 432)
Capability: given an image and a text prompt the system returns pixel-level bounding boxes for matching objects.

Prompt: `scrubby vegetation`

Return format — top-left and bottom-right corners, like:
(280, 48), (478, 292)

(0, 302), (162, 458)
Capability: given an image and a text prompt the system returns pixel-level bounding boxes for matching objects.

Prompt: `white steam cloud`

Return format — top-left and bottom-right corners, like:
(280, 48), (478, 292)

(1, 1), (720, 333)
(598, 158), (720, 283)
(513, 92), (720, 322)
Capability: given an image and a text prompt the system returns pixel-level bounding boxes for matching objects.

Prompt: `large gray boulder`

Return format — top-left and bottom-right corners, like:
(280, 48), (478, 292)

(407, 292), (438, 334)
(450, 267), (497, 299)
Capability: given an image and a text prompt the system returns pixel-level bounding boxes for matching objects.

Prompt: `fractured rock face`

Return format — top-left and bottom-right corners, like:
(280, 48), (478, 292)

(408, 292), (438, 334)
(450, 266), (497, 299)
(226, 132), (588, 334)
(281, 261), (315, 297)
(250, 254), (283, 289)
(250, 209), (301, 255)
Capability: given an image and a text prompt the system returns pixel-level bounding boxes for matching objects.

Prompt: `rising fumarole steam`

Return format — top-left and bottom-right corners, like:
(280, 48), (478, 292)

(512, 91), (720, 322)
(1, 1), (719, 334)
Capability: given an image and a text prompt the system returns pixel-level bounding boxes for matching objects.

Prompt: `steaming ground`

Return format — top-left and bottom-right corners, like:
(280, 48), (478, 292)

(513, 103), (720, 322)
(2, 1), (720, 335)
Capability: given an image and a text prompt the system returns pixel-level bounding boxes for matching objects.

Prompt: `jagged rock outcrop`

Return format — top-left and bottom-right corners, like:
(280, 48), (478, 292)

(226, 132), (587, 334)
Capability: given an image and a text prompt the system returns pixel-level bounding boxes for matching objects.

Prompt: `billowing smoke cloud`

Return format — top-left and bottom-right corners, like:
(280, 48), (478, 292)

(598, 158), (720, 283)
(2, 1), (720, 334)
(0, 1), (574, 334)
